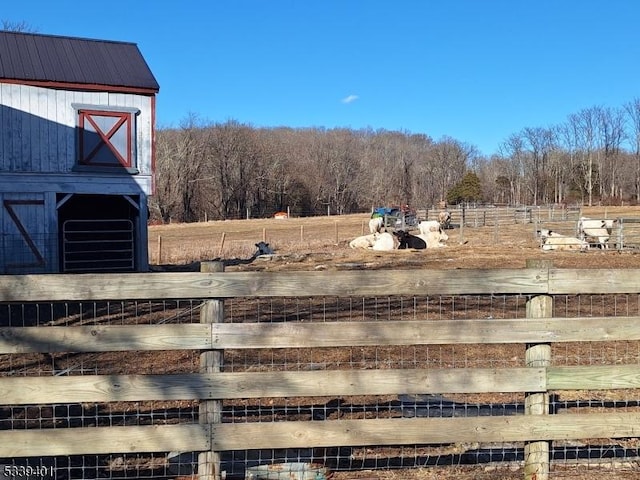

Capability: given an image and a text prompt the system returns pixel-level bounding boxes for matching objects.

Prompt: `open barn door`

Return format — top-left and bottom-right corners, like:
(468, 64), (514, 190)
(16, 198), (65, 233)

(57, 193), (143, 273)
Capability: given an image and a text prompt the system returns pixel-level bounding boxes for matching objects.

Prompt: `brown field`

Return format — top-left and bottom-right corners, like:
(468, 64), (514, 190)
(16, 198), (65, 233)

(5, 207), (640, 480)
(148, 206), (640, 271)
(154, 206), (640, 480)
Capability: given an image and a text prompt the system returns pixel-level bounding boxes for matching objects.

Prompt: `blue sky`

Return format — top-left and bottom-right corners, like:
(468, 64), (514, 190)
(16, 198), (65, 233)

(4, 1), (640, 156)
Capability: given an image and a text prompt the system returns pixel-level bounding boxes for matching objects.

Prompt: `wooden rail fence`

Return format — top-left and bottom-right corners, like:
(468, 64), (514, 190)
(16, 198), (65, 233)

(1, 263), (640, 479)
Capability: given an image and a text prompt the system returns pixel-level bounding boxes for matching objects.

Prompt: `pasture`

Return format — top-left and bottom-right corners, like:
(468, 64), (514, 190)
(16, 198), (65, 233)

(3, 206), (640, 480)
(148, 206), (640, 271)
(146, 206), (640, 480)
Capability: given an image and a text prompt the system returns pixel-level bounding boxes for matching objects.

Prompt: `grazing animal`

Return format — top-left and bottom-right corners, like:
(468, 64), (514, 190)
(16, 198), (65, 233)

(417, 220), (449, 247)
(578, 217), (615, 249)
(393, 230), (427, 250)
(419, 220), (444, 236)
(438, 211), (452, 229)
(369, 216), (384, 234)
(538, 229), (588, 252)
(273, 211), (288, 219)
(349, 234), (377, 249)
(255, 241), (274, 255)
(371, 232), (397, 251)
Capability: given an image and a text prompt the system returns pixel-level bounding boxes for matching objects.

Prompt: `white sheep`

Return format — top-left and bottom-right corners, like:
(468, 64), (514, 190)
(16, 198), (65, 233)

(371, 232), (397, 251)
(418, 220), (449, 246)
(369, 216), (384, 234)
(578, 217), (615, 249)
(438, 211), (452, 229)
(538, 229), (588, 252)
(349, 234), (377, 249)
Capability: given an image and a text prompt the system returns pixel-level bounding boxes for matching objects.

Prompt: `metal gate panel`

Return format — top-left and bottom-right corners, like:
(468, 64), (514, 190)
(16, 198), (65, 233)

(62, 219), (134, 273)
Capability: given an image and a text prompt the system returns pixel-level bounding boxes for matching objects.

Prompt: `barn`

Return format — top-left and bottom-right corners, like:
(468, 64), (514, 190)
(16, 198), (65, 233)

(0, 31), (159, 273)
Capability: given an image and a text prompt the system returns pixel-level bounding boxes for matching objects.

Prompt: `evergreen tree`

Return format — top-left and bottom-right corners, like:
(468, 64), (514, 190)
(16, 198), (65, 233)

(446, 172), (483, 204)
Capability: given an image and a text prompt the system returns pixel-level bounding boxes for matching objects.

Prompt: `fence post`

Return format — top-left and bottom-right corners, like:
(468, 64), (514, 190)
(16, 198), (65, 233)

(199, 261), (225, 480)
(157, 236), (162, 264)
(524, 259), (552, 480)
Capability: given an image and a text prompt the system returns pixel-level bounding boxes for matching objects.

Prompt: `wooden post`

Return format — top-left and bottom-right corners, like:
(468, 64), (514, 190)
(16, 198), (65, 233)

(156, 236), (162, 264)
(524, 259), (552, 480)
(198, 261), (225, 480)
(459, 206), (465, 244)
(335, 221), (339, 244)
(218, 232), (226, 257)
(262, 227), (266, 242)
(300, 225), (304, 242)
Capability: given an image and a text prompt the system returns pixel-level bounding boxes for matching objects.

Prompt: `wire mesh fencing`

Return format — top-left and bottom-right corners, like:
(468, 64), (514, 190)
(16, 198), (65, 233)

(1, 285), (640, 479)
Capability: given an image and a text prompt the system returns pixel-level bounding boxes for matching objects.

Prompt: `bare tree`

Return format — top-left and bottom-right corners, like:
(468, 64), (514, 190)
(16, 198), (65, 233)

(569, 108), (600, 206)
(1, 20), (38, 32)
(430, 136), (472, 204)
(597, 106), (626, 200)
(624, 98), (640, 202)
(152, 113), (210, 223)
(498, 134), (527, 204)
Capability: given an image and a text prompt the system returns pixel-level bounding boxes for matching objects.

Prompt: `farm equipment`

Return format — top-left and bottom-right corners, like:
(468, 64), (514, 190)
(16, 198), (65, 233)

(372, 206), (418, 230)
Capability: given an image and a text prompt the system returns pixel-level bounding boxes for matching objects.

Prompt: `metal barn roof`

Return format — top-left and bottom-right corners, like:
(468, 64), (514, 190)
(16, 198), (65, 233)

(0, 31), (159, 92)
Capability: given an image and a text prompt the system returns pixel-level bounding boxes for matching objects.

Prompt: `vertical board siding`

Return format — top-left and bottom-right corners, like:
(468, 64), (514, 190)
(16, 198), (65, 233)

(0, 84), (153, 178)
(1, 193), (50, 273)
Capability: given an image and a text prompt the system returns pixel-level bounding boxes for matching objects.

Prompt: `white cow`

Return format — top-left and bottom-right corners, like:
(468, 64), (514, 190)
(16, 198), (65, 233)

(369, 216), (384, 234)
(578, 217), (615, 249)
(371, 232), (397, 251)
(418, 220), (449, 246)
(417, 232), (448, 248)
(538, 229), (589, 252)
(349, 234), (377, 249)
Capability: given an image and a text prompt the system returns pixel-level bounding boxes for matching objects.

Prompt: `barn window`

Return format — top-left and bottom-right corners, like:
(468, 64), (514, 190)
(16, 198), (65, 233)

(72, 104), (140, 173)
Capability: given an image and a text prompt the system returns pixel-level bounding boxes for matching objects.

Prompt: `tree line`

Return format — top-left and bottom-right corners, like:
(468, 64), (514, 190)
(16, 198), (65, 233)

(151, 99), (640, 223)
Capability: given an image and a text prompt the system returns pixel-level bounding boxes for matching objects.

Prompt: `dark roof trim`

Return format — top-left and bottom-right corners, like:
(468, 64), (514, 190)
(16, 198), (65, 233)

(0, 31), (159, 92)
(0, 78), (158, 96)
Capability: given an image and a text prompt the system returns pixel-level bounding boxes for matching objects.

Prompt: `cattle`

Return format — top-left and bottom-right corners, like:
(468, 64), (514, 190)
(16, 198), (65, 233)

(438, 211), (452, 229)
(418, 220), (443, 235)
(369, 216), (384, 234)
(255, 241), (274, 255)
(417, 232), (448, 248)
(418, 220), (449, 247)
(577, 217), (615, 249)
(349, 234), (377, 249)
(393, 230), (427, 249)
(371, 232), (397, 251)
(538, 229), (589, 252)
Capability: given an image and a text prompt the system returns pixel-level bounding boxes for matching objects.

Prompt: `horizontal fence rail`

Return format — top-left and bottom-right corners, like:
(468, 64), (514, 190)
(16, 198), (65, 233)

(1, 266), (640, 479)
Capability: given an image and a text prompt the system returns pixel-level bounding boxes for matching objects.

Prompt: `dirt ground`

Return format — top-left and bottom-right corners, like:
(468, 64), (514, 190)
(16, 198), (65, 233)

(152, 206), (640, 480)
(148, 206), (640, 272)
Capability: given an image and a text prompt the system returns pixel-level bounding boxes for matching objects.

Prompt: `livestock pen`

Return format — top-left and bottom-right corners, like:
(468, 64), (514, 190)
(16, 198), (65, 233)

(1, 263), (640, 479)
(146, 205), (608, 264)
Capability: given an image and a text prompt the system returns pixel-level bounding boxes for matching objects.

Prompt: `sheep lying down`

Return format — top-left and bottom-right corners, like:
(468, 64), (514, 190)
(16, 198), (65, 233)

(538, 229), (589, 252)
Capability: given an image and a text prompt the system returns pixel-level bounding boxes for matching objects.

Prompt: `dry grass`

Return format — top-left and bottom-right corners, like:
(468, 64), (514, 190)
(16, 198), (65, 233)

(148, 206), (640, 271)
(144, 207), (640, 479)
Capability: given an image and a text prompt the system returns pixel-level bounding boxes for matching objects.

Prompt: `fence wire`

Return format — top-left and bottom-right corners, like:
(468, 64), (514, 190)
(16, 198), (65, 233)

(1, 294), (640, 479)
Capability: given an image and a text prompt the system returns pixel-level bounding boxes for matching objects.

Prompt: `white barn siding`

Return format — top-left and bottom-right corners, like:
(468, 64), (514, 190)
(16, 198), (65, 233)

(0, 84), (154, 273)
(0, 84), (154, 181)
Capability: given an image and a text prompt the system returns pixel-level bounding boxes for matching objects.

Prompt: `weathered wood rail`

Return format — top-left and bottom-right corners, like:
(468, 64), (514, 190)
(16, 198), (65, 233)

(1, 265), (640, 479)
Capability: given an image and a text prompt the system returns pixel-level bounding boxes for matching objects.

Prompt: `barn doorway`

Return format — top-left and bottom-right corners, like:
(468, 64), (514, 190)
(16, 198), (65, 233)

(57, 194), (140, 273)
